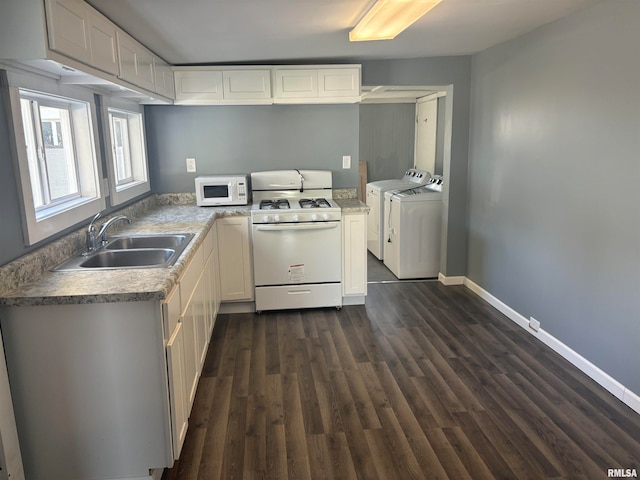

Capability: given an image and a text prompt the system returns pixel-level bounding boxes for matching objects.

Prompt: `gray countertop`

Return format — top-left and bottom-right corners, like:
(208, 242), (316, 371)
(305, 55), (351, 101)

(0, 203), (249, 307)
(335, 198), (369, 212)
(0, 195), (366, 307)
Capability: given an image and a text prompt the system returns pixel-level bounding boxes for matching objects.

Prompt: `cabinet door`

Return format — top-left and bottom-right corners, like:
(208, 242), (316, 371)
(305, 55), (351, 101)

(166, 322), (188, 459)
(181, 299), (199, 409)
(217, 217), (254, 301)
(45, 0), (91, 64)
(342, 213), (367, 296)
(318, 68), (360, 98)
(274, 69), (318, 99)
(210, 221), (221, 324)
(154, 57), (175, 99)
(117, 30), (155, 91)
(174, 70), (223, 103)
(86, 7), (118, 75)
(223, 70), (271, 100)
(193, 269), (208, 369)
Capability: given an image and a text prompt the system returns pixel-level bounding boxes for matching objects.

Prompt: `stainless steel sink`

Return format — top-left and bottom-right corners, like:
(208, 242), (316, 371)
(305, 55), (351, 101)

(105, 234), (193, 250)
(78, 249), (176, 268)
(53, 233), (194, 271)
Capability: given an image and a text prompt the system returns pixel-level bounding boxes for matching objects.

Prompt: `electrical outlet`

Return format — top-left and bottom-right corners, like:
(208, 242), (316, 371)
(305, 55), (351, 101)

(186, 157), (196, 173)
(342, 155), (351, 169)
(529, 317), (540, 332)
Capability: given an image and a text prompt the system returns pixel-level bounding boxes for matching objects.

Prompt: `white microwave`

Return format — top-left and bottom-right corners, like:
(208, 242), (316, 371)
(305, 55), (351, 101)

(195, 175), (249, 206)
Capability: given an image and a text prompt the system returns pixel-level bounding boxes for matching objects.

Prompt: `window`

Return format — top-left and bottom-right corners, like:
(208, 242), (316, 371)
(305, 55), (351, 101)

(103, 102), (150, 205)
(4, 67), (104, 245)
(20, 95), (82, 211)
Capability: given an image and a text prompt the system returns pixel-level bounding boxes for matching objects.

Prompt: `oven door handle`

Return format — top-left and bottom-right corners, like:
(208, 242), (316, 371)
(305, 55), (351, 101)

(255, 223), (339, 232)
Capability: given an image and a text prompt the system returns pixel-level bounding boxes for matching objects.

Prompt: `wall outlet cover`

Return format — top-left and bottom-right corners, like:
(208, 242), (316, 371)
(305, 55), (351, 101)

(342, 155), (351, 169)
(186, 157), (197, 173)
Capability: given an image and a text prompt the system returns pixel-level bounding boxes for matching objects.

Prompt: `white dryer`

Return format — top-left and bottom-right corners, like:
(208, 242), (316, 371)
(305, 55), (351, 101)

(383, 183), (443, 279)
(365, 168), (430, 260)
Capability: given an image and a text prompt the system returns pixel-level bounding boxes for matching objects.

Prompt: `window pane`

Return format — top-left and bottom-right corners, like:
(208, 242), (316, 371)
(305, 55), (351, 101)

(109, 111), (134, 185)
(20, 99), (44, 208)
(39, 106), (79, 201)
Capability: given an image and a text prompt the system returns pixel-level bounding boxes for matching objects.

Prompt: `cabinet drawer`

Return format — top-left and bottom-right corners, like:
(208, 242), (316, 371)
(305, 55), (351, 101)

(162, 285), (180, 341)
(203, 225), (215, 259)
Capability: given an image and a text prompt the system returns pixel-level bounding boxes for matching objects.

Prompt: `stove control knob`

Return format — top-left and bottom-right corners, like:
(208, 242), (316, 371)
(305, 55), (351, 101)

(311, 214), (319, 221)
(262, 215), (270, 223)
(292, 214), (300, 222)
(322, 213), (329, 221)
(273, 214), (281, 223)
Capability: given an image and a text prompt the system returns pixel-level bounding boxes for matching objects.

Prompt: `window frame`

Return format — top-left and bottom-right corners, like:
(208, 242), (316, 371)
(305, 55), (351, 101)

(101, 98), (150, 206)
(20, 92), (84, 210)
(3, 69), (105, 246)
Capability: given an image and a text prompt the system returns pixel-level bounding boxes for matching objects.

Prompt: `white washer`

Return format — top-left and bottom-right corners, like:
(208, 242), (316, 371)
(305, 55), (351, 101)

(383, 184), (443, 279)
(365, 168), (430, 260)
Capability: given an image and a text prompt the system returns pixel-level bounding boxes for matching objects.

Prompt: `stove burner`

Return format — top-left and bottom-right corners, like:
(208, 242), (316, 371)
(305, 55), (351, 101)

(299, 198), (331, 209)
(259, 199), (290, 210)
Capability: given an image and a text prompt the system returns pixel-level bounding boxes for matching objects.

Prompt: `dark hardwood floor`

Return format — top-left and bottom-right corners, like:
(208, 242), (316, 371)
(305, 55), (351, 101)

(163, 282), (640, 479)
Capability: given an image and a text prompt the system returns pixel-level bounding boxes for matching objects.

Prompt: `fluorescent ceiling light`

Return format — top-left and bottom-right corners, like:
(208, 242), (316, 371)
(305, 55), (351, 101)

(349, 0), (442, 42)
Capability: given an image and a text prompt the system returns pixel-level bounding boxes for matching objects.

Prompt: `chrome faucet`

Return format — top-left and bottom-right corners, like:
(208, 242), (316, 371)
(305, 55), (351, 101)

(97, 215), (132, 246)
(85, 212), (102, 254)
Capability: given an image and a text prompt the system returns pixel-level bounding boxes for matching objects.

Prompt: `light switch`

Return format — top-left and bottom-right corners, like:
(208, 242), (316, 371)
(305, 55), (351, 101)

(186, 157), (197, 172)
(342, 155), (351, 169)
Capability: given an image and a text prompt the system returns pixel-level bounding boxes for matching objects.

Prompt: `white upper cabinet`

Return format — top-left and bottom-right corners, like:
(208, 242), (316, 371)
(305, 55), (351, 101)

(154, 56), (175, 99)
(274, 69), (318, 99)
(86, 7), (119, 75)
(174, 68), (271, 105)
(274, 66), (361, 104)
(46, 0), (118, 76)
(45, 0), (92, 65)
(116, 29), (155, 92)
(174, 65), (360, 105)
(223, 70), (271, 102)
(174, 69), (224, 103)
(0, 0), (174, 100)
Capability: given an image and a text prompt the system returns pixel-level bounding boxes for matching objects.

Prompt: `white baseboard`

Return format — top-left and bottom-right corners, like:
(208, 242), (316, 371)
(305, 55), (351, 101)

(438, 272), (465, 285)
(462, 277), (640, 416)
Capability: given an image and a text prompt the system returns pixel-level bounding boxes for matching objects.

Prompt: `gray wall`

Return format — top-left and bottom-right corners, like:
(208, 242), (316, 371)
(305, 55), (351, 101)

(144, 104), (359, 192)
(359, 103), (415, 182)
(0, 83), (150, 266)
(361, 56), (472, 277)
(0, 79), (24, 266)
(467, 0), (640, 392)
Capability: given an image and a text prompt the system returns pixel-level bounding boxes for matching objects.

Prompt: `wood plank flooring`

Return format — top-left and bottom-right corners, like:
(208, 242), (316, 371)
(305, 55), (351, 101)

(163, 282), (640, 479)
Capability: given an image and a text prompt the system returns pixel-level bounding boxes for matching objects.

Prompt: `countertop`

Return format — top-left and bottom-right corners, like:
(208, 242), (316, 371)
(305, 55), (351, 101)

(335, 198), (369, 212)
(0, 195), (367, 307)
(0, 203), (249, 307)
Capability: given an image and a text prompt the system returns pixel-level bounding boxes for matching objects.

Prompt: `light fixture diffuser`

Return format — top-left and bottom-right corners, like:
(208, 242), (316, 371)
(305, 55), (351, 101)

(349, 0), (442, 42)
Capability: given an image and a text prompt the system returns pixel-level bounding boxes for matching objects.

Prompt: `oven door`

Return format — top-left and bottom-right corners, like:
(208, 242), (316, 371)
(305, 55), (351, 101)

(252, 222), (341, 286)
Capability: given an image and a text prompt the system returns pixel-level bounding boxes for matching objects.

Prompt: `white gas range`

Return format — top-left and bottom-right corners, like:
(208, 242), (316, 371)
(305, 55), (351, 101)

(250, 170), (342, 312)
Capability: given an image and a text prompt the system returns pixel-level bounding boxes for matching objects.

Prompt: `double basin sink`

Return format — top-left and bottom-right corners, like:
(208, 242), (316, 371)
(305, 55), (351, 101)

(54, 233), (195, 271)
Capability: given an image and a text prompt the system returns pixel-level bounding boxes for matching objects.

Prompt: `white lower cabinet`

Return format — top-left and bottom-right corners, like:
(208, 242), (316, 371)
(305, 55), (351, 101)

(166, 320), (188, 459)
(0, 220), (225, 479)
(0, 301), (173, 480)
(342, 212), (367, 302)
(217, 216), (254, 302)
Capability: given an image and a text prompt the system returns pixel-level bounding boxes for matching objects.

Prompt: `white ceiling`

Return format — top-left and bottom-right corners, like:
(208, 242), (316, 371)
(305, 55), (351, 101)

(86, 0), (601, 66)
